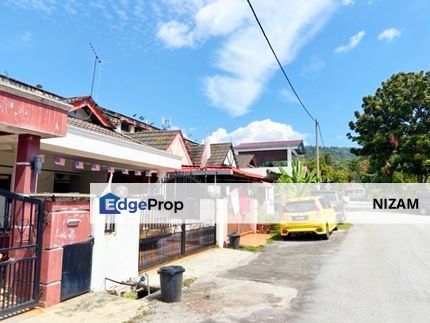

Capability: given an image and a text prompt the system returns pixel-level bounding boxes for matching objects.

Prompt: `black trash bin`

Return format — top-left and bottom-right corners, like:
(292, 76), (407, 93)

(228, 232), (240, 249)
(157, 265), (185, 303)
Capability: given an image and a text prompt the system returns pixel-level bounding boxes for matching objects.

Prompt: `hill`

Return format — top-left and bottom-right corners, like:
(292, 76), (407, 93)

(304, 146), (356, 161)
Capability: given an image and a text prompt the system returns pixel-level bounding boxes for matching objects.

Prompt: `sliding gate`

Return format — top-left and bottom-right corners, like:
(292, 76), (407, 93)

(138, 175), (216, 270)
(0, 188), (44, 317)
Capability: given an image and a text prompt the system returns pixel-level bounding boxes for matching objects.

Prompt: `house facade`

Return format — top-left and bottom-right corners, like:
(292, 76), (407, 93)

(235, 140), (305, 177)
(0, 74), (273, 316)
(0, 75), (184, 312)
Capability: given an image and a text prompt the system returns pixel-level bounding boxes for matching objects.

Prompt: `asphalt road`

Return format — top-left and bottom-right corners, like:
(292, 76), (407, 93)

(223, 224), (430, 323)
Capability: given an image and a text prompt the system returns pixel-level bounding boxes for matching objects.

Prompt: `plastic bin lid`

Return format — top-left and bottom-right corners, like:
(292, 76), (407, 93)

(157, 265), (186, 275)
(227, 232), (240, 237)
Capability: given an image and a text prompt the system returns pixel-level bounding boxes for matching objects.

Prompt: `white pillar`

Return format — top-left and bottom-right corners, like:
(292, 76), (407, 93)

(157, 169), (167, 182)
(215, 199), (228, 248)
(90, 198), (140, 291)
(287, 148), (293, 174)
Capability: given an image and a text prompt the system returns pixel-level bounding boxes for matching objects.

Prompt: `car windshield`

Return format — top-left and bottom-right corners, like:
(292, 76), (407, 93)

(285, 200), (316, 212)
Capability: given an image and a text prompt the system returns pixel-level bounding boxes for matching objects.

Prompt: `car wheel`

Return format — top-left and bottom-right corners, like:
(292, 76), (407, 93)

(282, 235), (289, 241)
(322, 223), (330, 240)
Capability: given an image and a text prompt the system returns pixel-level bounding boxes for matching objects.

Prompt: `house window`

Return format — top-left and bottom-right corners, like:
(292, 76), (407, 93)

(121, 122), (130, 132)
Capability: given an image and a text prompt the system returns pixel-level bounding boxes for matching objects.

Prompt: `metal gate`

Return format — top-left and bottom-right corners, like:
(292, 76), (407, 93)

(0, 188), (44, 317)
(138, 175), (216, 270)
(60, 239), (93, 301)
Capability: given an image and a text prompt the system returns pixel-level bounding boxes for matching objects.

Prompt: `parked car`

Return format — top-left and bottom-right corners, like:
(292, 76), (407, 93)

(310, 190), (346, 223)
(280, 197), (337, 240)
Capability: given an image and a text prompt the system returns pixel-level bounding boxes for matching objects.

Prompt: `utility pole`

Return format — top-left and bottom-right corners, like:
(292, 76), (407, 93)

(315, 119), (320, 181)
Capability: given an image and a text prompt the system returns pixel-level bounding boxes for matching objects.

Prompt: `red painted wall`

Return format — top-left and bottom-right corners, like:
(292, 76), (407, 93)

(39, 200), (91, 307)
(0, 91), (67, 137)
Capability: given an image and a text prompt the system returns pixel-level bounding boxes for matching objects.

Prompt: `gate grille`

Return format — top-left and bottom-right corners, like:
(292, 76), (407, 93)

(0, 188), (44, 317)
(138, 175), (216, 270)
(138, 224), (216, 270)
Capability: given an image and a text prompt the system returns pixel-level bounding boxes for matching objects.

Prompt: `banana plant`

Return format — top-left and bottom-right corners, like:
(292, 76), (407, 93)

(277, 160), (318, 183)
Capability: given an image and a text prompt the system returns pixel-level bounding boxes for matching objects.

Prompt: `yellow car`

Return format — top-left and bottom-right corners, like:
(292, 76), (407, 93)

(280, 197), (337, 240)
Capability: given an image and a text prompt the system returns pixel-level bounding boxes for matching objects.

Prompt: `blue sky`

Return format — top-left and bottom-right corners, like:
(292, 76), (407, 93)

(1, 0), (429, 147)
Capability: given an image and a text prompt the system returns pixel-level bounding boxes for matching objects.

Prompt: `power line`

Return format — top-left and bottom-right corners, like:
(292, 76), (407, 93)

(247, 0), (327, 151)
(246, 0), (315, 121)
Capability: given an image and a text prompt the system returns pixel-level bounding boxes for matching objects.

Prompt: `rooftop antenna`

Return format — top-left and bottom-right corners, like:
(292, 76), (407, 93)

(89, 42), (102, 97)
(161, 117), (172, 130)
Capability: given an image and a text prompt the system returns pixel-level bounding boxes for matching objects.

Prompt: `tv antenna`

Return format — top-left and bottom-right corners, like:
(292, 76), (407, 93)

(89, 43), (102, 97)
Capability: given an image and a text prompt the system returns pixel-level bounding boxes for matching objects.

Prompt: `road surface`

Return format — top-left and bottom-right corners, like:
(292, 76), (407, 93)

(224, 224), (430, 322)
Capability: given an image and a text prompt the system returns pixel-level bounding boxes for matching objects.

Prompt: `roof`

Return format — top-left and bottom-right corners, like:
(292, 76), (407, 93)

(236, 154), (256, 168)
(179, 165), (268, 181)
(129, 130), (180, 150)
(185, 141), (204, 165)
(207, 143), (235, 166)
(0, 74), (67, 103)
(67, 96), (113, 128)
(0, 74), (73, 112)
(235, 140), (305, 154)
(185, 142), (237, 167)
(68, 117), (145, 144)
(101, 108), (159, 131)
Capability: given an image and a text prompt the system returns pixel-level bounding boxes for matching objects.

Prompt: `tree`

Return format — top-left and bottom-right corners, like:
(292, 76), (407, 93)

(277, 160), (317, 183)
(348, 72), (430, 183)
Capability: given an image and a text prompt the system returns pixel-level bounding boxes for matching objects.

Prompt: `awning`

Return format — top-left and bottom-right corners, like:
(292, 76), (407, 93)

(41, 123), (182, 171)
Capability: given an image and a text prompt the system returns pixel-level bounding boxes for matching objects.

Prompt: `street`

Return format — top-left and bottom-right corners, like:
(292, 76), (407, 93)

(224, 224), (430, 322)
(10, 225), (430, 323)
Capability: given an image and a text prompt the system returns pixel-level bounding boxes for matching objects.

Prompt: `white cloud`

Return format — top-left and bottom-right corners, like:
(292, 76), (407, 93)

(207, 119), (307, 145)
(20, 31), (32, 43)
(342, 0), (355, 6)
(157, 21), (193, 47)
(378, 28), (401, 41)
(8, 0), (56, 13)
(334, 30), (365, 53)
(157, 0), (336, 116)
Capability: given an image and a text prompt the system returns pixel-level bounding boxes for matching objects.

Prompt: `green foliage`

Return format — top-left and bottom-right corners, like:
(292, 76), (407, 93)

(304, 146), (356, 161)
(305, 153), (357, 183)
(277, 160), (318, 183)
(337, 223), (352, 230)
(241, 245), (264, 253)
(348, 71), (430, 182)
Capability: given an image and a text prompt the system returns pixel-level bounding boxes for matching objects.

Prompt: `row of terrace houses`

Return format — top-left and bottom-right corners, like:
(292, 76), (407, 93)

(0, 74), (304, 314)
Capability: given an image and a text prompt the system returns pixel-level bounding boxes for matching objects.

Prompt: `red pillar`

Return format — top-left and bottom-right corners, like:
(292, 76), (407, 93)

(9, 134), (41, 302)
(14, 134), (41, 194)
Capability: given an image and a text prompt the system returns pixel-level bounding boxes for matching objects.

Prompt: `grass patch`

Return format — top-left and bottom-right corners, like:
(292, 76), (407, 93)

(121, 290), (137, 300)
(183, 277), (197, 288)
(266, 233), (282, 244)
(241, 245), (264, 253)
(337, 223), (352, 230)
(123, 305), (155, 323)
